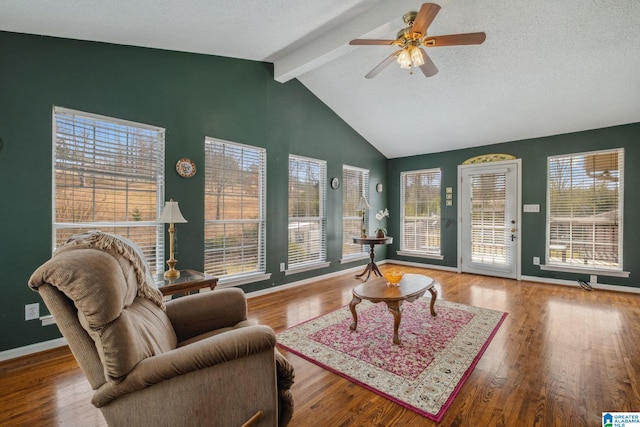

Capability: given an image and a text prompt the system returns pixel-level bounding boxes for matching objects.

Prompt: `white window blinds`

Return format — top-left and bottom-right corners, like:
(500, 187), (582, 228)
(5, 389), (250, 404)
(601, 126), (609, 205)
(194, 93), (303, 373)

(53, 107), (165, 274)
(288, 155), (327, 268)
(400, 169), (441, 255)
(547, 148), (624, 271)
(342, 165), (369, 258)
(469, 172), (509, 266)
(204, 138), (266, 279)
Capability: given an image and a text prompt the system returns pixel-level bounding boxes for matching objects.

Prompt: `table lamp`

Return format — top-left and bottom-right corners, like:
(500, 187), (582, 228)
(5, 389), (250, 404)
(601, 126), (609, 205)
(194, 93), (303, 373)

(357, 196), (370, 238)
(159, 199), (187, 278)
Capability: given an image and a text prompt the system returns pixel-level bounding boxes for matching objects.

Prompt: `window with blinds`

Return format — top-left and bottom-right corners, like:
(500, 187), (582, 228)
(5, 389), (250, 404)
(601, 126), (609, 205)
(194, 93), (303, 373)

(288, 155), (327, 269)
(52, 107), (165, 274)
(204, 138), (266, 280)
(342, 165), (369, 259)
(547, 148), (624, 271)
(400, 169), (441, 255)
(469, 172), (509, 266)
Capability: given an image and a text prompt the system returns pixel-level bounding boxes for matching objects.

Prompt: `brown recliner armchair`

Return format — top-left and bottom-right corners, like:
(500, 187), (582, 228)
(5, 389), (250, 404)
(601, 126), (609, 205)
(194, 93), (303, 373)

(28, 231), (294, 427)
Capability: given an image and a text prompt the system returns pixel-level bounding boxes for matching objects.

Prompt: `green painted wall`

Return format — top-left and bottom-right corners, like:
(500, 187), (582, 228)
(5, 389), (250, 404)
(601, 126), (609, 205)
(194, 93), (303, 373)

(0, 31), (386, 351)
(1, 30), (637, 354)
(388, 124), (639, 287)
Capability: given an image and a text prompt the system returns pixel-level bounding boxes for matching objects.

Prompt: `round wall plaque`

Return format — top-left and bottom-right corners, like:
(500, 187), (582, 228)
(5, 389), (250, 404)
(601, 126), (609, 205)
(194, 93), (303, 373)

(176, 158), (196, 178)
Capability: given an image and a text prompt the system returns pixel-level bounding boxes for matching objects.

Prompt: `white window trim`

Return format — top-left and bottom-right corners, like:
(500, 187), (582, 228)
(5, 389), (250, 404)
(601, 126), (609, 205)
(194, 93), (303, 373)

(216, 272), (273, 288)
(539, 264), (629, 277)
(339, 254), (370, 264)
(400, 168), (442, 257)
(342, 164), (370, 261)
(543, 148), (625, 275)
(284, 261), (331, 276)
(287, 154), (328, 269)
(204, 137), (267, 282)
(396, 250), (444, 260)
(52, 106), (165, 273)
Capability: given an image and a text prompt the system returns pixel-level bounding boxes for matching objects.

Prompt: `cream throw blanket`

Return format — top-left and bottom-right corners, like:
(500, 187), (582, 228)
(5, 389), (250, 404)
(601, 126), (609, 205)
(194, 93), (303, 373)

(63, 231), (165, 310)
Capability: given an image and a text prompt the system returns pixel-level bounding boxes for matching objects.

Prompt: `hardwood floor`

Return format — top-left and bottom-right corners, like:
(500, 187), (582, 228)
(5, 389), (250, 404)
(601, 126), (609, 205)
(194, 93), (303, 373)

(2, 264), (639, 426)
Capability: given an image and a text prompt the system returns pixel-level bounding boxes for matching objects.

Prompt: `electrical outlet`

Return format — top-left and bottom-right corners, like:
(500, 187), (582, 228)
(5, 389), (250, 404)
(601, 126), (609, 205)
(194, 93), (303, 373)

(280, 262), (285, 272)
(25, 303), (40, 321)
(533, 257), (540, 265)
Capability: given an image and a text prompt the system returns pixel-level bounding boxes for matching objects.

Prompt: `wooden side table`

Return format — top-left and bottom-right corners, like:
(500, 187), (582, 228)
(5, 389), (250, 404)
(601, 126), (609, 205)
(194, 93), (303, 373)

(352, 236), (393, 281)
(157, 269), (218, 296)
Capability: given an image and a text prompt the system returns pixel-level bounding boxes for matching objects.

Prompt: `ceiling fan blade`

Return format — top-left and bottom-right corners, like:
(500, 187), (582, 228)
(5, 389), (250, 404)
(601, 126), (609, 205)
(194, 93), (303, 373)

(411, 3), (441, 35)
(365, 50), (401, 79)
(417, 48), (438, 77)
(350, 39), (396, 46)
(423, 32), (486, 47)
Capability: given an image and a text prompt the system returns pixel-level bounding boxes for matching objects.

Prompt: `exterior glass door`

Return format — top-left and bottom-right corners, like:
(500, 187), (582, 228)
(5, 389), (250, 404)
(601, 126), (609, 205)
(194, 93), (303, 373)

(459, 160), (520, 279)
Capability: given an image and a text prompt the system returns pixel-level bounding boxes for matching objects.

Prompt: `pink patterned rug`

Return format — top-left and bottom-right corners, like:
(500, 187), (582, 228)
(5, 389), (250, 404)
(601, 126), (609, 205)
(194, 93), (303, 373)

(277, 298), (507, 422)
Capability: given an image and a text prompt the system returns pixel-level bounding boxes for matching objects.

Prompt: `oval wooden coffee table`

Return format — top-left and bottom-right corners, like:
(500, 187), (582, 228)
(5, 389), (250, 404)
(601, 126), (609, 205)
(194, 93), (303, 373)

(349, 274), (437, 345)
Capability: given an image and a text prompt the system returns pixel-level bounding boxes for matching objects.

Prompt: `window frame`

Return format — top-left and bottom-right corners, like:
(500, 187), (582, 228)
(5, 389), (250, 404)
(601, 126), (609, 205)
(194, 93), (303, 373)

(52, 106), (165, 274)
(398, 168), (443, 259)
(203, 137), (270, 286)
(286, 154), (329, 274)
(341, 165), (370, 262)
(543, 148), (628, 276)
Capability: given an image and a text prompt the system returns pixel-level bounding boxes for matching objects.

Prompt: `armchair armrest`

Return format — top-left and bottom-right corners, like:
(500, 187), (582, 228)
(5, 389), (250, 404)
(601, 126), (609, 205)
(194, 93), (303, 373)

(92, 324), (276, 407)
(165, 287), (248, 342)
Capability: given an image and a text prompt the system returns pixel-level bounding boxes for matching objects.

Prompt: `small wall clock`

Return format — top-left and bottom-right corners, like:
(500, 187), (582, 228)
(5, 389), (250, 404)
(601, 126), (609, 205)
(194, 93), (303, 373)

(376, 183), (383, 193)
(330, 177), (340, 190)
(176, 158), (196, 178)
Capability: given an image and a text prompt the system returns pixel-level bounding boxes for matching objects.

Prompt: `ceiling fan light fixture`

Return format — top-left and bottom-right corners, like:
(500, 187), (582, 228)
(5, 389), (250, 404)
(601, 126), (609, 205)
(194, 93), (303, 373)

(410, 46), (425, 67)
(397, 48), (412, 69)
(350, 3), (486, 79)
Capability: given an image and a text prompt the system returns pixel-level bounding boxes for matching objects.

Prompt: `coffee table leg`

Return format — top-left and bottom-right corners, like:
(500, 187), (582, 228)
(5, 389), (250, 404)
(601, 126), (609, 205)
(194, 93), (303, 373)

(386, 301), (402, 345)
(428, 287), (438, 317)
(349, 296), (361, 331)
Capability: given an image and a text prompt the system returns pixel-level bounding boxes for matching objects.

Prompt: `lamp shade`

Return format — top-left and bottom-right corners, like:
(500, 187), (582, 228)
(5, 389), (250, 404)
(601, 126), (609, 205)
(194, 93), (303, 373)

(159, 200), (187, 223)
(357, 196), (370, 210)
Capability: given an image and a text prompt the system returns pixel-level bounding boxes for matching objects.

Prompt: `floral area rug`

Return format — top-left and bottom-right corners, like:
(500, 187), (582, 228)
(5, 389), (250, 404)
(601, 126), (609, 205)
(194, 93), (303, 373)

(277, 298), (507, 422)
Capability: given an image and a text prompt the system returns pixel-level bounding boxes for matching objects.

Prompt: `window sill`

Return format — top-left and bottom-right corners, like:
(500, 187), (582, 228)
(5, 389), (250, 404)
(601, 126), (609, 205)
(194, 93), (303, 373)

(396, 250), (444, 261)
(539, 264), (630, 278)
(284, 261), (331, 276)
(217, 272), (272, 288)
(340, 254), (369, 264)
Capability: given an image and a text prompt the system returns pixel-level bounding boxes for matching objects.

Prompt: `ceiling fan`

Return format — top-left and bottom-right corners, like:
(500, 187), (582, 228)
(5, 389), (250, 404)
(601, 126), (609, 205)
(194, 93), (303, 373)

(349, 2), (486, 78)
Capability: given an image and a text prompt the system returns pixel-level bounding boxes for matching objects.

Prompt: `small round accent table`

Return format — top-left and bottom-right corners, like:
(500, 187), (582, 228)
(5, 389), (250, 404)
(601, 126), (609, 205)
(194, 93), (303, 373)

(349, 273), (437, 345)
(352, 236), (393, 281)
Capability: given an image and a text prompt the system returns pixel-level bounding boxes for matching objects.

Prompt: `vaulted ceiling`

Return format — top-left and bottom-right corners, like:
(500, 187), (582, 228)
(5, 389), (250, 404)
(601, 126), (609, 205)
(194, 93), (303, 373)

(2, 0), (639, 158)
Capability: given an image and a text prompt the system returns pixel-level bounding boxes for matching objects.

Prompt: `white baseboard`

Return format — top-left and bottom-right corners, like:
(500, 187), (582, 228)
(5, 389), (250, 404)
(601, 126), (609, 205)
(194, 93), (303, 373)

(0, 337), (67, 362)
(247, 263), (374, 298)
(520, 275), (640, 294)
(6, 263), (635, 362)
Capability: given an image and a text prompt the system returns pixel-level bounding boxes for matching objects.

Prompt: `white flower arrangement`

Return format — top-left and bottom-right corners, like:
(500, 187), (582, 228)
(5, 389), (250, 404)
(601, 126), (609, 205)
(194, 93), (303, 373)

(375, 208), (389, 233)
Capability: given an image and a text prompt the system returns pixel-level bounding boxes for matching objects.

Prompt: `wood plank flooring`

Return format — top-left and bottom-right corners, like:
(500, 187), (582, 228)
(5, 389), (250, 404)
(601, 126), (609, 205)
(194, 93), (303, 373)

(1, 264), (639, 426)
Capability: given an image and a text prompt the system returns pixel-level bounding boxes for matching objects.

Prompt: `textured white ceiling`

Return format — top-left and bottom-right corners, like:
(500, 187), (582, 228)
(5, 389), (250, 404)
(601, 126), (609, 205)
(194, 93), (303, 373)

(2, 0), (639, 158)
